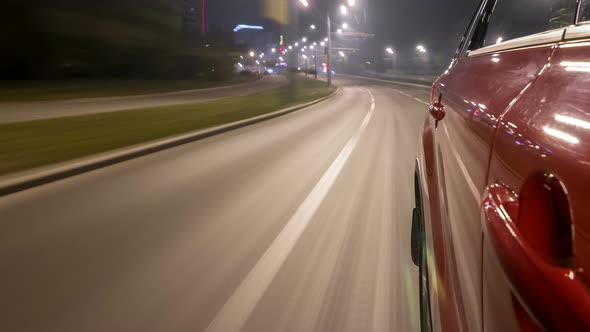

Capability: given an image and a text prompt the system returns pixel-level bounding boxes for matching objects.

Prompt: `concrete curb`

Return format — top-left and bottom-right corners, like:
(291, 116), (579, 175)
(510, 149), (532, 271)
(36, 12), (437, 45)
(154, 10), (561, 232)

(0, 76), (266, 105)
(339, 74), (432, 90)
(0, 87), (341, 197)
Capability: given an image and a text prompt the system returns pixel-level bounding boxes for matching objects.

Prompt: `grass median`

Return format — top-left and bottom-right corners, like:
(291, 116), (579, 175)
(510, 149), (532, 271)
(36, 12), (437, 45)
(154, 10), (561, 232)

(0, 75), (261, 102)
(0, 79), (335, 176)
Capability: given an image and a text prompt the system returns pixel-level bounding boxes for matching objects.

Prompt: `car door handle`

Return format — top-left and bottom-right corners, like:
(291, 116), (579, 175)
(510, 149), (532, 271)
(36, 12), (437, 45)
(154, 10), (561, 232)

(483, 183), (590, 331)
(429, 93), (445, 121)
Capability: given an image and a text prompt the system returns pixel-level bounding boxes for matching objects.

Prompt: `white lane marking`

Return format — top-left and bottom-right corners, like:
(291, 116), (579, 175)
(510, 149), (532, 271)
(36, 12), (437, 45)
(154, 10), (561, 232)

(338, 73), (432, 90)
(387, 89), (429, 106)
(205, 88), (376, 332)
(413, 97), (429, 105)
(442, 124), (480, 202)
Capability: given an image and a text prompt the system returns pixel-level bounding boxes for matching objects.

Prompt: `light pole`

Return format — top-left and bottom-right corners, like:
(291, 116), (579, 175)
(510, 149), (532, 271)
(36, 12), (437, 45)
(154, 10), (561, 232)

(314, 44), (318, 80)
(386, 47), (394, 73)
(297, 1), (359, 87)
(327, 14), (332, 87)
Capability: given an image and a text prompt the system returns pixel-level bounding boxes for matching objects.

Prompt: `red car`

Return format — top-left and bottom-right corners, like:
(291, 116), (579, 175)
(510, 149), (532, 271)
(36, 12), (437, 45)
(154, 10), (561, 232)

(412, 0), (590, 331)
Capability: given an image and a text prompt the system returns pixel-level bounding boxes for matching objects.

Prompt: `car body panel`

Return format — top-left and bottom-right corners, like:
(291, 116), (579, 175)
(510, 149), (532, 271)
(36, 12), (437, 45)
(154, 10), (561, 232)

(485, 38), (590, 331)
(420, 44), (556, 332)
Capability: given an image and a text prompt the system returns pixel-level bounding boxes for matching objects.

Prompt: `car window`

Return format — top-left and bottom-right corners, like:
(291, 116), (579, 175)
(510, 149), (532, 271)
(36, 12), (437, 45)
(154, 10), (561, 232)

(475, 0), (576, 49)
(580, 0), (590, 22)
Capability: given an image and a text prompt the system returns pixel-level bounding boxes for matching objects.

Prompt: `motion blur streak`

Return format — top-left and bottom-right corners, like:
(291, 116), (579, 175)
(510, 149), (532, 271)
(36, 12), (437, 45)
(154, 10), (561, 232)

(206, 89), (375, 332)
(0, 76), (430, 332)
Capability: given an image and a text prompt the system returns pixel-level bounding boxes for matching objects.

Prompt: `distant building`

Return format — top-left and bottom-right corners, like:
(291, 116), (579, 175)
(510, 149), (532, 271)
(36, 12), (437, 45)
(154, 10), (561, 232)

(178, 0), (203, 39)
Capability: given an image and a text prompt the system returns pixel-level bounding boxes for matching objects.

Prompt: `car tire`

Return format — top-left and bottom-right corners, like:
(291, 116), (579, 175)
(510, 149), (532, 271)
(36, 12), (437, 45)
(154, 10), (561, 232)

(419, 232), (433, 332)
(414, 166), (433, 332)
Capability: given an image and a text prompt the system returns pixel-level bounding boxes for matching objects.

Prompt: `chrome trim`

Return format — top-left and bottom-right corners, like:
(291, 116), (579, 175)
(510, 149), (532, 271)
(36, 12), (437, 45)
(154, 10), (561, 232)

(564, 24), (590, 40)
(468, 29), (565, 56)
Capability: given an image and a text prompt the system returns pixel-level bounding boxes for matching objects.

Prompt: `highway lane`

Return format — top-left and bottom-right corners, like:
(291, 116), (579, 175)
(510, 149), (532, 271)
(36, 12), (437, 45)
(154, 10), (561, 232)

(0, 76), (430, 332)
(0, 75), (285, 124)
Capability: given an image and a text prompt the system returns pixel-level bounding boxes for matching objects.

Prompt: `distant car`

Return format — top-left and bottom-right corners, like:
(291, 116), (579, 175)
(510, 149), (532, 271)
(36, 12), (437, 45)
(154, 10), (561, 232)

(412, 0), (590, 331)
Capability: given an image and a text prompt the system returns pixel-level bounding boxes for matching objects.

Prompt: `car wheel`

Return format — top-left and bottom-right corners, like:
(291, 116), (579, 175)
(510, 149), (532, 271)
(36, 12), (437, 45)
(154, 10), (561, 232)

(419, 233), (433, 332)
(414, 166), (432, 332)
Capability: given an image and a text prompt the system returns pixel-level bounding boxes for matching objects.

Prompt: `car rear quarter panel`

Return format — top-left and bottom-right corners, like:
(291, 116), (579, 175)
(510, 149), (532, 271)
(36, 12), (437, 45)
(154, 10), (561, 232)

(421, 45), (556, 331)
(486, 39), (590, 330)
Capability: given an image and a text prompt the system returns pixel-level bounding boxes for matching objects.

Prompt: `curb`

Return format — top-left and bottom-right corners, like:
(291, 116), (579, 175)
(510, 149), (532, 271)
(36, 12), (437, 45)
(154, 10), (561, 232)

(338, 74), (432, 90)
(1, 76), (267, 105)
(0, 87), (341, 197)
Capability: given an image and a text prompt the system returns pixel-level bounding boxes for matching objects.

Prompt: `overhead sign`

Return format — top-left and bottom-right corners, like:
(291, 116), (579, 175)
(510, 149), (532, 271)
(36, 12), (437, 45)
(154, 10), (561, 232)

(233, 25), (264, 32)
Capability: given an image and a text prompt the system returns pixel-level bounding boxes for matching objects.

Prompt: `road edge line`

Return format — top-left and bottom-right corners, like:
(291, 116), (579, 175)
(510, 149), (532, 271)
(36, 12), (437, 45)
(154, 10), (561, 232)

(0, 87), (341, 197)
(338, 74), (432, 90)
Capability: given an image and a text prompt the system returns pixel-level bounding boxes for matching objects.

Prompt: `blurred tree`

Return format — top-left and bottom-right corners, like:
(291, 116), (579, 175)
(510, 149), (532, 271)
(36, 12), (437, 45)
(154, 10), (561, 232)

(0, 0), (234, 80)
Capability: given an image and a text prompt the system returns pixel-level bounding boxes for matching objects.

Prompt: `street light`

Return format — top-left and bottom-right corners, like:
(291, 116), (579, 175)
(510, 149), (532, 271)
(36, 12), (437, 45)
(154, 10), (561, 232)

(249, 51), (255, 57)
(298, 0), (309, 7)
(295, 42), (299, 47)
(386, 47), (395, 72)
(271, 48), (276, 53)
(302, 37), (307, 42)
(310, 24), (316, 30)
(416, 45), (427, 53)
(348, 0), (356, 6)
(342, 22), (348, 29)
(340, 5), (348, 15)
(337, 29), (343, 34)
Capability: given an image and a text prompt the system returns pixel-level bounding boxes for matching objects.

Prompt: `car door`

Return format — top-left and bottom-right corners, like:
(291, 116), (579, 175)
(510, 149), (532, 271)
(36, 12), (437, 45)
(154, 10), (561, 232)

(483, 4), (590, 331)
(427, 0), (577, 331)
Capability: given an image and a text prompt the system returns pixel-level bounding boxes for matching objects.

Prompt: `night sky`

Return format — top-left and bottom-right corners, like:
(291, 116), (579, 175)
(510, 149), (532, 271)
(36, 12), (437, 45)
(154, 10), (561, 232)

(208, 0), (480, 59)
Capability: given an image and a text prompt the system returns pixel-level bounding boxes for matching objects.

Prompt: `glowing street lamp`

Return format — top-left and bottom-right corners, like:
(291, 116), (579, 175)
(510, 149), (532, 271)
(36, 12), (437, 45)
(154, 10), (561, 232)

(310, 24), (316, 30)
(249, 51), (255, 57)
(348, 0), (356, 6)
(386, 47), (394, 54)
(298, 0), (309, 7)
(342, 22), (348, 29)
(302, 37), (307, 42)
(340, 5), (348, 15)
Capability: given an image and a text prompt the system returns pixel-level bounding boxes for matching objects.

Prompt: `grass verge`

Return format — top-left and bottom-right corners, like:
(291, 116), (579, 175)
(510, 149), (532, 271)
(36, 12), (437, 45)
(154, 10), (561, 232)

(0, 75), (261, 102)
(0, 79), (334, 176)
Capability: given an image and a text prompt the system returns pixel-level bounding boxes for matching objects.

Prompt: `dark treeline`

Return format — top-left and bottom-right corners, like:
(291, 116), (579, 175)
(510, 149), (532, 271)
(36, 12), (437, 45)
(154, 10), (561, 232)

(0, 0), (235, 80)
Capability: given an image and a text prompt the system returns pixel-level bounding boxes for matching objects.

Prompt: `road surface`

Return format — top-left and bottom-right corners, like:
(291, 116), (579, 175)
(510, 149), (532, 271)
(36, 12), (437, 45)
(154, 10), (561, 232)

(0, 75), (285, 124)
(0, 76), (431, 332)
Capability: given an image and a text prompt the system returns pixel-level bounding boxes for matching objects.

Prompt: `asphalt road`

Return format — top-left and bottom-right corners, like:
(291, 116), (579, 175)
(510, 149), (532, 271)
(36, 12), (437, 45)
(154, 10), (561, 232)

(0, 75), (285, 124)
(0, 76), (431, 332)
